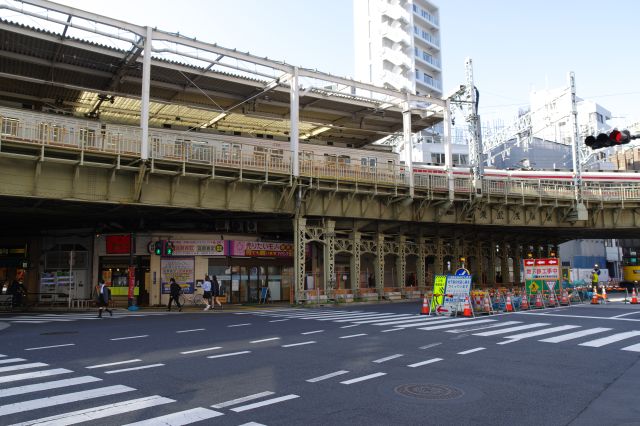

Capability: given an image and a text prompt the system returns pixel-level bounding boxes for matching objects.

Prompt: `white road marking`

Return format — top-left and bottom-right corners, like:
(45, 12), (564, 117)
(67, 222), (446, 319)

(282, 341), (316, 347)
(211, 391), (275, 409)
(176, 328), (205, 333)
(0, 362), (48, 373)
(340, 372), (387, 384)
(109, 335), (148, 341)
(621, 342), (640, 352)
(231, 394), (299, 412)
(333, 314), (399, 323)
(207, 351), (251, 359)
(238, 423), (267, 426)
(250, 337), (281, 343)
(306, 370), (350, 382)
(180, 346), (222, 355)
(228, 323), (251, 327)
(339, 333), (367, 339)
(8, 395), (174, 426)
(316, 313), (384, 321)
(0, 368), (72, 384)
(517, 312), (640, 322)
(353, 315), (419, 324)
(447, 321), (522, 334)
(381, 328), (405, 333)
(340, 324), (360, 329)
(498, 325), (582, 343)
(372, 354), (404, 363)
(268, 319), (290, 323)
(24, 344), (75, 351)
(418, 319), (495, 331)
(407, 358), (443, 368)
(0, 376), (102, 398)
(399, 318), (469, 328)
(473, 323), (550, 336)
(122, 407), (224, 425)
(539, 327), (612, 343)
(611, 312), (640, 318)
(0, 358), (26, 365)
(579, 331), (640, 347)
(372, 316), (446, 326)
(86, 359), (141, 369)
(105, 364), (164, 374)
(301, 330), (324, 335)
(419, 342), (442, 349)
(457, 347), (486, 355)
(0, 385), (134, 416)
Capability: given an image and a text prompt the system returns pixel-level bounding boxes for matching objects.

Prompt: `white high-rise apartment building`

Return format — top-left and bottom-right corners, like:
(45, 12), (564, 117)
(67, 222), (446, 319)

(354, 0), (442, 97)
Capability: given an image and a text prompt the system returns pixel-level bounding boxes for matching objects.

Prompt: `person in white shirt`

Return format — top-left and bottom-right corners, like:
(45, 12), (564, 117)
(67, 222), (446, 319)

(202, 275), (212, 311)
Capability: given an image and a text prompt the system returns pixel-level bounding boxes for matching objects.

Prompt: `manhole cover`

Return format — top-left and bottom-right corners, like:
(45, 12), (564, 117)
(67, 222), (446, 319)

(394, 383), (464, 400)
(40, 331), (79, 336)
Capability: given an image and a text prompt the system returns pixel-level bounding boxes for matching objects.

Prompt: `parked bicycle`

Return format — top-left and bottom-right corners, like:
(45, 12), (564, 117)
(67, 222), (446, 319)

(179, 291), (205, 307)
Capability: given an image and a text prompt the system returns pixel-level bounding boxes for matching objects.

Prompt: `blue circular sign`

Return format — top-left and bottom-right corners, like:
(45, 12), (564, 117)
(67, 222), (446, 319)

(454, 268), (471, 276)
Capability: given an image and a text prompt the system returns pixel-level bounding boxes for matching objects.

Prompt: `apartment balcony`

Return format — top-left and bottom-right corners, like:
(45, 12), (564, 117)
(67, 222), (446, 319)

(382, 70), (412, 92)
(381, 3), (411, 23)
(415, 54), (441, 72)
(416, 77), (442, 93)
(382, 25), (411, 46)
(381, 47), (412, 69)
(413, 7), (439, 30)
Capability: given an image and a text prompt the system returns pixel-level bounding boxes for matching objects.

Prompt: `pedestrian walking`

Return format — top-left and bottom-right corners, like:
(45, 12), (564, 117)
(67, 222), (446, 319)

(202, 275), (212, 310)
(212, 275), (223, 310)
(96, 280), (113, 318)
(167, 278), (182, 312)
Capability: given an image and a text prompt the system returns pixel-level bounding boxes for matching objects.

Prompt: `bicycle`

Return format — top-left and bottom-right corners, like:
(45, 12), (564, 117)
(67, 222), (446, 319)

(179, 292), (205, 307)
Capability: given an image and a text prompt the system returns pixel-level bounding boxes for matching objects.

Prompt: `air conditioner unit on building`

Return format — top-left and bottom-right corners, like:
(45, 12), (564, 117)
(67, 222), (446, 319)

(246, 221), (258, 233)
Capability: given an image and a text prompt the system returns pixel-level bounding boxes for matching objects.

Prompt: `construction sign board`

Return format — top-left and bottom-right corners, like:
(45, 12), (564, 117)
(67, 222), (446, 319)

(442, 275), (472, 313)
(431, 275), (447, 311)
(524, 258), (561, 294)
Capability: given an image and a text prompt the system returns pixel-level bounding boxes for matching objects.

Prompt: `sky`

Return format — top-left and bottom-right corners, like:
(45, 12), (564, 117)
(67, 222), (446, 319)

(24, 0), (640, 128)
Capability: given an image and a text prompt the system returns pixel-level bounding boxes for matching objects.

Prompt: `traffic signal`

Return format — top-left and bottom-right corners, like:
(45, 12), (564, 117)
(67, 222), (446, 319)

(154, 241), (162, 255)
(585, 129), (636, 149)
(164, 240), (174, 256)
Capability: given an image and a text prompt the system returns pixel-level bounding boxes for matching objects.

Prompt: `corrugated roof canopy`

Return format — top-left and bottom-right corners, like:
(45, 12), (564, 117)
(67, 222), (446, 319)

(0, 0), (445, 147)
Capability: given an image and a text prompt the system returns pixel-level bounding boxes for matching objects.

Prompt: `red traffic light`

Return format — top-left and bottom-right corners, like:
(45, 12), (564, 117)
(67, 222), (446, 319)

(585, 129), (635, 149)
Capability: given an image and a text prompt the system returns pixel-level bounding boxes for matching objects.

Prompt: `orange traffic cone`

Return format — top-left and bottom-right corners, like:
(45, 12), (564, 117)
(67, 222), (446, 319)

(420, 295), (430, 315)
(591, 288), (600, 304)
(560, 289), (570, 306)
(520, 291), (530, 310)
(462, 295), (473, 317)
(535, 292), (543, 309)
(505, 293), (514, 312)
(482, 294), (492, 315)
(602, 287), (607, 302)
(631, 288), (639, 304)
(548, 290), (557, 307)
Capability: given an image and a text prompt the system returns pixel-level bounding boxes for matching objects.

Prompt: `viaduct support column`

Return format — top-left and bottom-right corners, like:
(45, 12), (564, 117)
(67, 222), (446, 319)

(488, 240), (497, 286)
(476, 240), (484, 287)
(514, 243), (522, 285)
(375, 233), (385, 295)
(293, 217), (306, 303)
(417, 237), (427, 292)
(350, 231), (361, 293)
(501, 241), (510, 285)
(435, 237), (444, 276)
(323, 220), (336, 295)
(396, 235), (406, 289)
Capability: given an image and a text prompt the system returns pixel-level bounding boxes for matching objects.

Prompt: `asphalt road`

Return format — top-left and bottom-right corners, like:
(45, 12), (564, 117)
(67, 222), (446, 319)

(1, 301), (639, 426)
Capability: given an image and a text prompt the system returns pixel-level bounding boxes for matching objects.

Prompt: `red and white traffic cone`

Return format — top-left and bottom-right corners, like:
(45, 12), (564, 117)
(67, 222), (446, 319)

(631, 288), (639, 305)
(462, 295), (473, 317)
(420, 295), (430, 315)
(505, 293), (514, 312)
(520, 291), (530, 310)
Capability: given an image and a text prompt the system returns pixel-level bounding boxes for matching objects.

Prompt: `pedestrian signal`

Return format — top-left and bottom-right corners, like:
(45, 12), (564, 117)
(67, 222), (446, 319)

(154, 241), (162, 256)
(164, 241), (175, 256)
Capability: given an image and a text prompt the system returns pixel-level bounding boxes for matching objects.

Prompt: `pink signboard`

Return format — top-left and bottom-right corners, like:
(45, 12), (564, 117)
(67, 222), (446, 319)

(230, 241), (293, 258)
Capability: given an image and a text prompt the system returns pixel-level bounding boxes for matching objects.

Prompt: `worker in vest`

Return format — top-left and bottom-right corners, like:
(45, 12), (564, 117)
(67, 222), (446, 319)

(591, 265), (600, 294)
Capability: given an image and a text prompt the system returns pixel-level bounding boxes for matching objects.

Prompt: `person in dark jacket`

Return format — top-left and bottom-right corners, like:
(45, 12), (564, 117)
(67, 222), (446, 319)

(96, 280), (113, 318)
(212, 275), (223, 310)
(167, 278), (182, 312)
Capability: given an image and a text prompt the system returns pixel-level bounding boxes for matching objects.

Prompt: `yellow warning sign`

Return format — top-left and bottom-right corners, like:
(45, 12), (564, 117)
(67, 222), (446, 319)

(529, 281), (539, 293)
(431, 275), (446, 310)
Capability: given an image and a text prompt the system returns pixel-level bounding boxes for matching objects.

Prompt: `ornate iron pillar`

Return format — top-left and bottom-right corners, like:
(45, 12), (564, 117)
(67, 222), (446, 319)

(323, 220), (336, 294)
(435, 237), (444, 275)
(514, 243), (522, 285)
(500, 241), (510, 285)
(350, 231), (361, 291)
(488, 240), (497, 286)
(476, 240), (484, 286)
(293, 217), (306, 303)
(396, 235), (406, 288)
(417, 237), (427, 292)
(375, 233), (385, 294)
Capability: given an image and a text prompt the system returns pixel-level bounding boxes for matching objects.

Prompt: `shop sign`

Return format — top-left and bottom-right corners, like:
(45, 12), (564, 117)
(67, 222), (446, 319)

(173, 240), (226, 256)
(105, 235), (131, 254)
(230, 241), (293, 257)
(161, 257), (195, 294)
(523, 258), (561, 280)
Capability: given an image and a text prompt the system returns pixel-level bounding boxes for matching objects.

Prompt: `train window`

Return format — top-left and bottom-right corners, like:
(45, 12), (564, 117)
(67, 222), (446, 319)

(387, 160), (394, 171)
(1, 118), (20, 136)
(361, 158), (367, 166)
(271, 148), (283, 159)
(338, 155), (350, 165)
(255, 146), (267, 162)
(369, 158), (376, 168)
(79, 128), (96, 147)
(325, 154), (337, 165)
(299, 151), (313, 162)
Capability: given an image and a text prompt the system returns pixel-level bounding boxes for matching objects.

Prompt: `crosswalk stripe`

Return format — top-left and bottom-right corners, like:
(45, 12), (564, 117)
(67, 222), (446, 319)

(207, 351), (251, 359)
(372, 316), (446, 326)
(306, 370), (350, 382)
(250, 337), (281, 344)
(122, 407), (224, 425)
(238, 423), (267, 426)
(539, 327), (612, 343)
(447, 321), (522, 334)
(301, 330), (324, 335)
(620, 342), (640, 352)
(317, 313), (385, 321)
(339, 333), (367, 339)
(268, 319), (290, 323)
(0, 358), (26, 365)
(8, 395), (174, 426)
(0, 362), (48, 373)
(396, 318), (469, 328)
(333, 314), (400, 323)
(0, 385), (135, 416)
(579, 331), (640, 347)
(353, 315), (419, 324)
(110, 335), (148, 341)
(25, 344), (75, 351)
(0, 376), (102, 398)
(340, 372), (387, 384)
(211, 391), (275, 409)
(407, 358), (443, 368)
(0, 368), (72, 384)
(230, 394), (299, 412)
(418, 319), (494, 331)
(473, 323), (550, 337)
(457, 347), (485, 355)
(497, 325), (582, 343)
(372, 354), (404, 363)
(282, 341), (316, 348)
(180, 346), (222, 355)
(105, 364), (164, 374)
